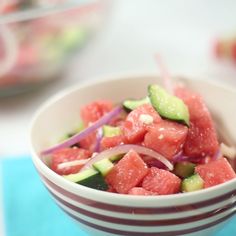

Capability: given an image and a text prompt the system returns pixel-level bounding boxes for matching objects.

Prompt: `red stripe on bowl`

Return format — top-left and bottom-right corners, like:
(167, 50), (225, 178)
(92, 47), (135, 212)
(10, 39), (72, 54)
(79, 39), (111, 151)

(41, 174), (236, 214)
(63, 209), (236, 236)
(48, 187), (236, 226)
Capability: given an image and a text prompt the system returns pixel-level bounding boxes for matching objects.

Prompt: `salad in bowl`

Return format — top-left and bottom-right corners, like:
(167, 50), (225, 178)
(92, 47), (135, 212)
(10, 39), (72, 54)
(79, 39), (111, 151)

(30, 73), (236, 236)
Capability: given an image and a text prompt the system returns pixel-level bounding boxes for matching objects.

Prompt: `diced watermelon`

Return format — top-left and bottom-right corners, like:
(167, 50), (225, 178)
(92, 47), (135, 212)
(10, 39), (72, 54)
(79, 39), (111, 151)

(105, 150), (149, 194)
(128, 187), (155, 196)
(142, 167), (181, 195)
(122, 104), (162, 143)
(195, 158), (236, 188)
(100, 135), (124, 150)
(80, 100), (113, 126)
(78, 131), (97, 152)
(175, 86), (219, 158)
(51, 148), (91, 175)
(143, 120), (188, 160)
(107, 185), (117, 193)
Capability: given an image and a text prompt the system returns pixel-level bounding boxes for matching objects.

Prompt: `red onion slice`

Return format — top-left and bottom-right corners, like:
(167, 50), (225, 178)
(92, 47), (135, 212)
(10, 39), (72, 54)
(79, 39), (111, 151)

(155, 54), (173, 94)
(41, 106), (122, 156)
(93, 128), (103, 153)
(80, 144), (173, 171)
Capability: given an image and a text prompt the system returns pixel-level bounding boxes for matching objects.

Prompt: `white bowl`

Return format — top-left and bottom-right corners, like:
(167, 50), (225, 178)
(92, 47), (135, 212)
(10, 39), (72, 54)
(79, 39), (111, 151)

(30, 74), (236, 236)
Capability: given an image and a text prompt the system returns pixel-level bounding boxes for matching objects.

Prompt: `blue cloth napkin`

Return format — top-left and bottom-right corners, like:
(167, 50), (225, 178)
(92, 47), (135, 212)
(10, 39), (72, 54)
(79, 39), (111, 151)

(0, 157), (88, 236)
(1, 157), (236, 236)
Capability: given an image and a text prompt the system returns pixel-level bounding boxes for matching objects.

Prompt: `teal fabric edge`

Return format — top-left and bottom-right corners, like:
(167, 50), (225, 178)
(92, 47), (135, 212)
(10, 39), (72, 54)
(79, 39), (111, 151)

(0, 157), (236, 236)
(0, 157), (88, 236)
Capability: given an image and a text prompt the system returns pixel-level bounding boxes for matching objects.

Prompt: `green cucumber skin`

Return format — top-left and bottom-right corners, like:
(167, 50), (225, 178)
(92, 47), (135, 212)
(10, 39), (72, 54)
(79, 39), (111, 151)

(78, 173), (108, 191)
(174, 162), (196, 178)
(148, 84), (189, 126)
(64, 169), (108, 191)
(123, 97), (150, 111)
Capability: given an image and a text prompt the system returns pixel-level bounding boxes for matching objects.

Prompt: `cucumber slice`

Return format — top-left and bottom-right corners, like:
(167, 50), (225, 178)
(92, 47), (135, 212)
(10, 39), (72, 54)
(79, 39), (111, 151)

(181, 174), (204, 192)
(76, 121), (85, 133)
(63, 169), (108, 191)
(123, 97), (150, 111)
(59, 121), (84, 142)
(174, 162), (196, 178)
(102, 125), (121, 137)
(93, 158), (114, 176)
(109, 154), (124, 162)
(148, 85), (189, 126)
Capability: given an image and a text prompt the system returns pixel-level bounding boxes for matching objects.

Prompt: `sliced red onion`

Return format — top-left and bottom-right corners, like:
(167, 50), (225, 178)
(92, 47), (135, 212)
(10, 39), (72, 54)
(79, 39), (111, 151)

(57, 158), (90, 170)
(173, 152), (207, 164)
(155, 54), (173, 94)
(80, 144), (173, 171)
(93, 128), (103, 153)
(41, 106), (122, 156)
(212, 149), (222, 161)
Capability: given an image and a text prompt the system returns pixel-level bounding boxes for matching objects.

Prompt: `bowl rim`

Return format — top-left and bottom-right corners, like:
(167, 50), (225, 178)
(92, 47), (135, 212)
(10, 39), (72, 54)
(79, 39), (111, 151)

(30, 72), (236, 204)
(0, 0), (101, 24)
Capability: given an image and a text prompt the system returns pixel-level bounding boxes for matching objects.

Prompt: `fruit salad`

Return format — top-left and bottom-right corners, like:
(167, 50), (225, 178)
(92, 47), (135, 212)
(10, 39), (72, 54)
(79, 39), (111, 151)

(41, 83), (236, 195)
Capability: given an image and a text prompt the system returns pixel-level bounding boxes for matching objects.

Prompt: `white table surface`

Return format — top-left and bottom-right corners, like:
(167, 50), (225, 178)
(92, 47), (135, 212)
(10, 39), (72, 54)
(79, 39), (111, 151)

(1, 0), (236, 235)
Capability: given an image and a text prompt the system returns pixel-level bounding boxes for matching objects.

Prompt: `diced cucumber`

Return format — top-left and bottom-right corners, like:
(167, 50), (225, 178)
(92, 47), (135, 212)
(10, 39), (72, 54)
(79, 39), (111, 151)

(76, 121), (85, 133)
(148, 84), (189, 126)
(109, 154), (124, 162)
(102, 125), (121, 137)
(181, 174), (204, 192)
(59, 121), (84, 142)
(93, 158), (114, 176)
(123, 97), (150, 111)
(63, 169), (108, 191)
(174, 162), (196, 178)
(60, 132), (76, 141)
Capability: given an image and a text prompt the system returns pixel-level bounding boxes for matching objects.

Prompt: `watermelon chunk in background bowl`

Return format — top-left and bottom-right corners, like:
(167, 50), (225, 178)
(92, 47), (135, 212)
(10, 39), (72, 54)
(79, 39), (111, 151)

(30, 74), (236, 236)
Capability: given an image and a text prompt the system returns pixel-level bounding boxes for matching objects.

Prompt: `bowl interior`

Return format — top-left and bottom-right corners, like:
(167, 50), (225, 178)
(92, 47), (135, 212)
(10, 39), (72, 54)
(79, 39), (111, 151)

(31, 75), (236, 167)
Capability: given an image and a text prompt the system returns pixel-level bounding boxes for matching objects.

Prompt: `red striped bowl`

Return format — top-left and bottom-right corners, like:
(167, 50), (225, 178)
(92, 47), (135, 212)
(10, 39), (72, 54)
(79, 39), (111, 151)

(30, 74), (236, 236)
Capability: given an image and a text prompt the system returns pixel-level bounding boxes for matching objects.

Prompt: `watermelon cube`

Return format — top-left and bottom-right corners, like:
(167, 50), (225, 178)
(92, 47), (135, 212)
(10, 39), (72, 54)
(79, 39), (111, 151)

(80, 100), (113, 125)
(143, 120), (188, 160)
(105, 150), (149, 194)
(100, 135), (124, 151)
(142, 167), (181, 195)
(128, 187), (155, 196)
(78, 131), (97, 152)
(51, 148), (91, 175)
(175, 86), (219, 158)
(195, 158), (236, 188)
(122, 104), (161, 144)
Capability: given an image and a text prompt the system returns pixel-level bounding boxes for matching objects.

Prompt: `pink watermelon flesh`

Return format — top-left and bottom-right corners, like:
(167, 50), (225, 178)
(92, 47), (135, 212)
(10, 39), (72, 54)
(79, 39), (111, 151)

(105, 150), (149, 194)
(128, 187), (155, 196)
(175, 86), (219, 158)
(142, 167), (181, 195)
(195, 158), (236, 188)
(100, 135), (124, 151)
(122, 104), (162, 144)
(80, 100), (113, 126)
(143, 120), (188, 160)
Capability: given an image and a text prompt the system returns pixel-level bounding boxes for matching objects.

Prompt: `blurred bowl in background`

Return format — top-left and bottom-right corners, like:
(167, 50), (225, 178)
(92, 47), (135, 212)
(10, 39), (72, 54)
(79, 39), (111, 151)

(0, 0), (111, 96)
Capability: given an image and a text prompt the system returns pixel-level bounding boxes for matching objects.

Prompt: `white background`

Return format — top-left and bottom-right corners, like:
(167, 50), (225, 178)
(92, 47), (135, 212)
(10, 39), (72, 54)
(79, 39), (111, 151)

(1, 0), (236, 234)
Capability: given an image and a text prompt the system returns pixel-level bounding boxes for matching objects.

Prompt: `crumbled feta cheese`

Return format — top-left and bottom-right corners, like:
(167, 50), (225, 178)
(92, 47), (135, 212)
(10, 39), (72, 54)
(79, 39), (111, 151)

(139, 114), (154, 125)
